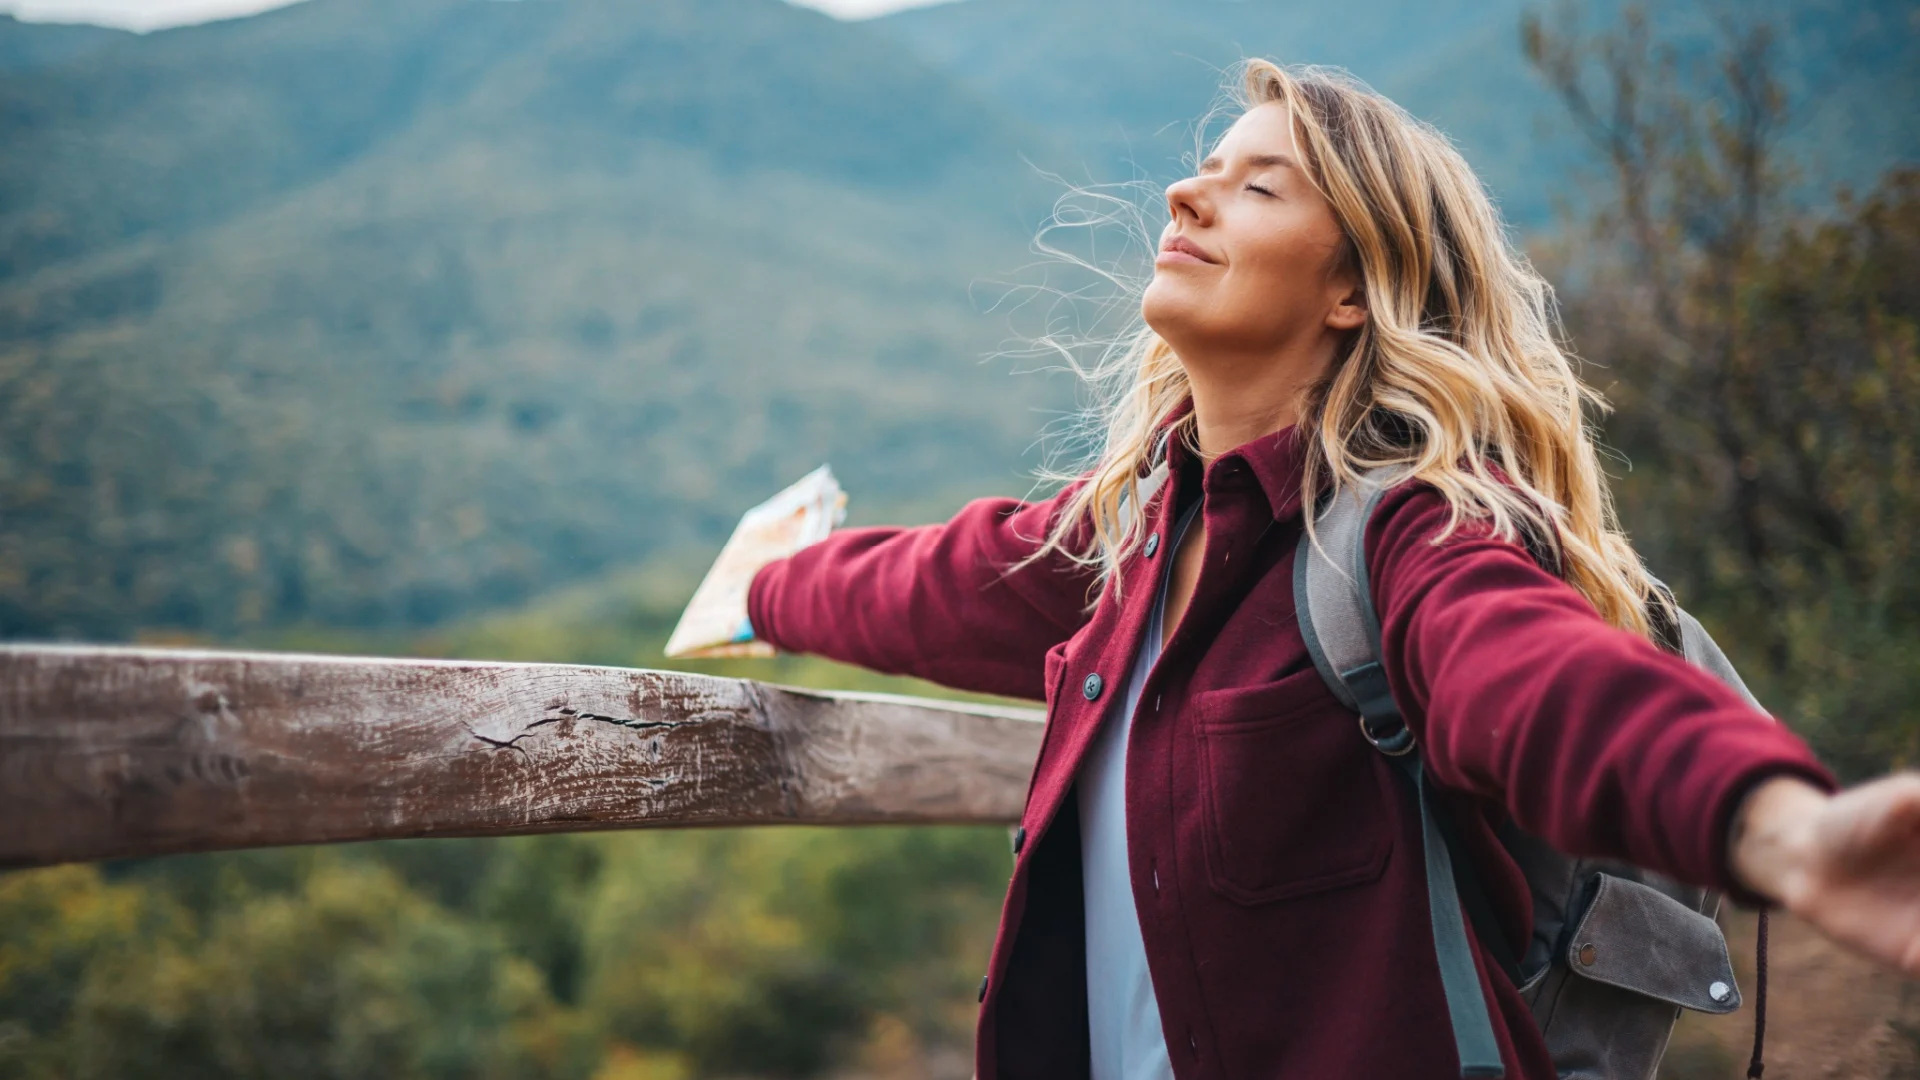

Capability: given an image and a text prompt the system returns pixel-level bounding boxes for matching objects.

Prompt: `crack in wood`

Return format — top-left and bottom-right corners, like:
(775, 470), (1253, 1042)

(553, 705), (696, 732)
(466, 725), (535, 761)
(466, 709), (697, 758)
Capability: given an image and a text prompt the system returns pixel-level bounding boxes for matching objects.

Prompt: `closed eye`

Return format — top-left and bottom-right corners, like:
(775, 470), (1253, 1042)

(1245, 183), (1277, 198)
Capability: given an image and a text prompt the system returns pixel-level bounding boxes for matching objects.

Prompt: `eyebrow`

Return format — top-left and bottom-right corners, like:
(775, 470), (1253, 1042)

(1197, 153), (1299, 173)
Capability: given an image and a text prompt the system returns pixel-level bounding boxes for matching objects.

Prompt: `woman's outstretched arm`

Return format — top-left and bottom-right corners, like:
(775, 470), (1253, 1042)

(1371, 480), (1920, 975)
(747, 485), (1099, 700)
(1362, 482), (1836, 902)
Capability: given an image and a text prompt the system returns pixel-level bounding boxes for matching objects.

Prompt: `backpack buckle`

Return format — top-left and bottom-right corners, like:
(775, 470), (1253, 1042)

(1343, 661), (1417, 756)
(1359, 711), (1417, 756)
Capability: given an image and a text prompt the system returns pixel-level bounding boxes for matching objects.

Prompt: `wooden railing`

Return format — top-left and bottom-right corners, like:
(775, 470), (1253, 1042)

(0, 644), (1044, 869)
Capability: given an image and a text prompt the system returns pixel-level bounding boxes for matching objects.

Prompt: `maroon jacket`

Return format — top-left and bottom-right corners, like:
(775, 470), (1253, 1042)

(748, 422), (1833, 1079)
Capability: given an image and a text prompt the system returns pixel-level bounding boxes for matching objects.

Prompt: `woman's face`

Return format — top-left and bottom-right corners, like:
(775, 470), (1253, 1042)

(1141, 101), (1363, 363)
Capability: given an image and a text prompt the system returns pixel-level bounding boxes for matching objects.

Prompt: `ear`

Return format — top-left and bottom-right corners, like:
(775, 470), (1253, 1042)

(1325, 278), (1367, 332)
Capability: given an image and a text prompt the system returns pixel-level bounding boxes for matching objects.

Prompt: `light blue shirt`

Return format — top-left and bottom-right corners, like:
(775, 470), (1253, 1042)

(1075, 503), (1196, 1080)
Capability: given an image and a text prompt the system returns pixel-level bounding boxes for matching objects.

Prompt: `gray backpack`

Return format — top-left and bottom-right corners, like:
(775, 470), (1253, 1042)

(1294, 472), (1754, 1079)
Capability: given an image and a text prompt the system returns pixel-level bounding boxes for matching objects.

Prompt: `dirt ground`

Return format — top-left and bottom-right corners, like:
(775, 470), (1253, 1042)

(1661, 909), (1920, 1079)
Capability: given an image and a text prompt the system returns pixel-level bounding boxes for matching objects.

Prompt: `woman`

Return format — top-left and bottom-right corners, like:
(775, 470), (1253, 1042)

(742, 63), (1920, 1078)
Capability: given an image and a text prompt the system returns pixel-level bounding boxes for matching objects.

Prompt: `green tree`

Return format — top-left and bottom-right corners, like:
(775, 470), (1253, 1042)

(0, 856), (600, 1080)
(0, 864), (183, 1079)
(581, 826), (1005, 1078)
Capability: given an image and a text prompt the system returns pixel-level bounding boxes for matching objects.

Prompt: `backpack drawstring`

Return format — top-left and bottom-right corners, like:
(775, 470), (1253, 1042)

(1746, 909), (1770, 1078)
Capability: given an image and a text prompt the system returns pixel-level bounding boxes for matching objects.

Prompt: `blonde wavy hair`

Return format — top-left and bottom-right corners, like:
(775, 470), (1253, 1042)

(1030, 60), (1661, 635)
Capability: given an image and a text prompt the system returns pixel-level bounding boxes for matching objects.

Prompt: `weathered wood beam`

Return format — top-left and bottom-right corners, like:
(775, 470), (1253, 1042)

(0, 645), (1044, 869)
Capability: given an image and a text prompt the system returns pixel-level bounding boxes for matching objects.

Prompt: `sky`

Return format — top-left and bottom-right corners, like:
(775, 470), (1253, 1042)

(0, 0), (953, 32)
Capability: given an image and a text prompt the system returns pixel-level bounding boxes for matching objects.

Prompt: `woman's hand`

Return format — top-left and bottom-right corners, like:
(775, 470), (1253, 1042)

(1730, 772), (1920, 975)
(663, 465), (845, 658)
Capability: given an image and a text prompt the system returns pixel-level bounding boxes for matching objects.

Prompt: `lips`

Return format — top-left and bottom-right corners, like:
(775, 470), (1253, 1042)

(1158, 234), (1219, 264)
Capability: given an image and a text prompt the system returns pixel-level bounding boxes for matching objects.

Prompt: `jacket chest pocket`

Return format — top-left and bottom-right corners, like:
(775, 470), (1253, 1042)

(1194, 670), (1396, 905)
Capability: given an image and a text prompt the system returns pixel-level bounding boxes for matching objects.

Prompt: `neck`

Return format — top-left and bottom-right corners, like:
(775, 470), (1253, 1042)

(1181, 335), (1340, 460)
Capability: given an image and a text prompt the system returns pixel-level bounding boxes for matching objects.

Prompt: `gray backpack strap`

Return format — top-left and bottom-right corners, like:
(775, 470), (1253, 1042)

(1293, 476), (1411, 753)
(1647, 576), (1764, 712)
(1676, 608), (1764, 710)
(1293, 473), (1507, 1079)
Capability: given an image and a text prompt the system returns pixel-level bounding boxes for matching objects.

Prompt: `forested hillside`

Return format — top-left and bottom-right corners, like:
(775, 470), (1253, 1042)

(0, 0), (1069, 639)
(0, 0), (1913, 647)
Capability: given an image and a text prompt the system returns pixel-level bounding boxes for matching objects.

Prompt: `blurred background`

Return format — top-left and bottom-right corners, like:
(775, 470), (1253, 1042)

(0, 0), (1914, 1076)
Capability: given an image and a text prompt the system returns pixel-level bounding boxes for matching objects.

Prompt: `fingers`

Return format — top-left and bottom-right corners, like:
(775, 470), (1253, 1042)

(1830, 773), (1920, 867)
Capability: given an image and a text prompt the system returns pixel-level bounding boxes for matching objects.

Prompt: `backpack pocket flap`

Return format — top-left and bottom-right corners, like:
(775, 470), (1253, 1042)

(1564, 873), (1741, 1014)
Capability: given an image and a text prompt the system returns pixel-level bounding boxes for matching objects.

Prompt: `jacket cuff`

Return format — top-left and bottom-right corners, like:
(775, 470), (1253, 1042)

(1711, 760), (1839, 909)
(745, 558), (790, 652)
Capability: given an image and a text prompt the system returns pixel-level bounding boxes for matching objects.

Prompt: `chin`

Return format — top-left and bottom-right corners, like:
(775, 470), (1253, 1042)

(1141, 276), (1204, 341)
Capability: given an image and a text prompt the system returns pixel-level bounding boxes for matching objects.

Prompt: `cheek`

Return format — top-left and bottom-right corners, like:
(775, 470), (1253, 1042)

(1233, 221), (1333, 294)
(1226, 227), (1342, 315)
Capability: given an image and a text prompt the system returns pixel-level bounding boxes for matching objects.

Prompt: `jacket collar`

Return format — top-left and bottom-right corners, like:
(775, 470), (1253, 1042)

(1154, 399), (1317, 523)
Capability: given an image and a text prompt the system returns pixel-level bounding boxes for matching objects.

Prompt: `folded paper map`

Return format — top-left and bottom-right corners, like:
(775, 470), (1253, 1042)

(663, 464), (847, 658)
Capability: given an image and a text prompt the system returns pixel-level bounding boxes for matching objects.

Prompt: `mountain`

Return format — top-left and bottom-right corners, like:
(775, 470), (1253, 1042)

(0, 0), (1912, 642)
(0, 0), (1074, 637)
(0, 13), (129, 71)
(876, 0), (1920, 225)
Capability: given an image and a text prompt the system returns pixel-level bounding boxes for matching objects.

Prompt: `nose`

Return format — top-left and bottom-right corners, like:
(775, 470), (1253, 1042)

(1164, 173), (1212, 227)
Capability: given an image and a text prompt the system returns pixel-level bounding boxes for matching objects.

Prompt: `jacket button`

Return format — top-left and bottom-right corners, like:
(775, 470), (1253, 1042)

(1083, 673), (1104, 701)
(978, 975), (990, 1002)
(1144, 532), (1160, 558)
(1012, 826), (1026, 854)
(1577, 942), (1597, 966)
